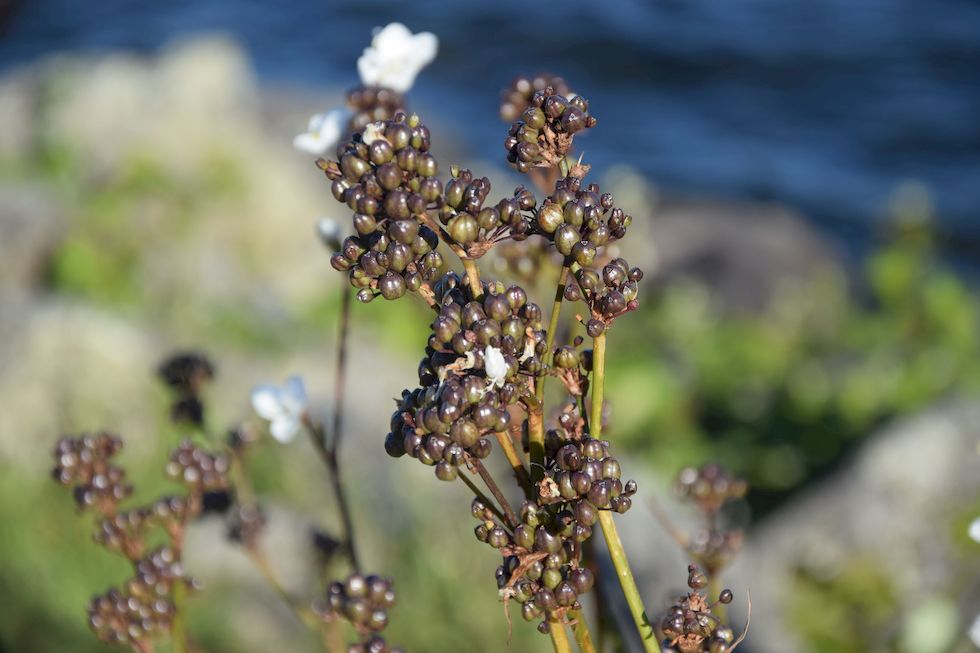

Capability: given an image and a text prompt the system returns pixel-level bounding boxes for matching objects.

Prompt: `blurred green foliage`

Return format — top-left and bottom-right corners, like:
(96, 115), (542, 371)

(610, 220), (980, 512)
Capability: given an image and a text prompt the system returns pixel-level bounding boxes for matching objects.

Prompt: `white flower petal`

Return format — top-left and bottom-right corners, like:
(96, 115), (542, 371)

(251, 385), (286, 420)
(317, 218), (342, 249)
(969, 516), (980, 543)
(270, 416), (300, 443)
(484, 346), (508, 387)
(282, 375), (308, 413)
(294, 108), (351, 155)
(969, 613), (980, 648)
(357, 22), (438, 93)
(362, 121), (386, 144)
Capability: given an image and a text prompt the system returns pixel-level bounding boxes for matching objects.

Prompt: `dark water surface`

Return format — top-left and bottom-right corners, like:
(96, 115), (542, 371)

(2, 0), (978, 254)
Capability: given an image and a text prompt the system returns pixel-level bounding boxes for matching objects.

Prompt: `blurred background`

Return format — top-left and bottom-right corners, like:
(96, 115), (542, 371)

(0, 1), (978, 652)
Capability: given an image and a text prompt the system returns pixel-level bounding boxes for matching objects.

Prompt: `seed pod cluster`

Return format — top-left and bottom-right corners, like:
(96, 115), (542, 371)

(385, 273), (546, 481)
(93, 503), (190, 560)
(346, 85), (406, 135)
(676, 463), (748, 516)
(538, 175), (632, 261)
(500, 74), (572, 123)
(676, 464), (747, 577)
(320, 113), (444, 303)
(504, 88), (596, 172)
(165, 439), (231, 495)
(319, 573), (405, 653)
(473, 497), (596, 633)
(471, 421), (636, 633)
(86, 547), (187, 647)
(52, 433), (133, 512)
(540, 435), (638, 515)
(157, 351), (215, 427)
(660, 565), (737, 653)
(566, 257), (643, 330)
(436, 168), (538, 254)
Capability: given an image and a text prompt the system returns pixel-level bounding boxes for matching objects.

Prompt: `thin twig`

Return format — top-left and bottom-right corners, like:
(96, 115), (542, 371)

(458, 472), (508, 524)
(493, 430), (533, 497)
(646, 493), (690, 551)
(730, 589), (752, 651)
(472, 459), (519, 529)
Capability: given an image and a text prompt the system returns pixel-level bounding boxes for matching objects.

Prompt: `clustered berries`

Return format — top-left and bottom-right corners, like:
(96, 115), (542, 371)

(318, 574), (404, 653)
(87, 547), (190, 648)
(52, 433), (229, 649)
(538, 175), (632, 257)
(504, 87), (596, 171)
(676, 464), (747, 577)
(157, 352), (215, 427)
(437, 168), (538, 256)
(385, 272), (546, 481)
(566, 257), (643, 334)
(52, 433), (133, 512)
(500, 74), (572, 123)
(660, 565), (737, 653)
(321, 112), (444, 303)
(346, 85), (406, 135)
(469, 404), (637, 633)
(166, 439), (231, 495)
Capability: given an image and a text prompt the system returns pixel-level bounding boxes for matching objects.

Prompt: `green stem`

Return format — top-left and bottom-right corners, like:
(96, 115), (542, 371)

(537, 262), (571, 403)
(569, 609), (597, 653)
(590, 333), (606, 439)
(171, 580), (188, 653)
(591, 332), (657, 651)
(597, 512), (656, 651)
(528, 400), (545, 484)
(549, 621), (574, 653)
(462, 258), (484, 298)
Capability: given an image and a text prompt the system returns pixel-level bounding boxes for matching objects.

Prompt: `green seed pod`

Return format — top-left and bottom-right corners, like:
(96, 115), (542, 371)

(356, 288), (375, 303)
(536, 203), (564, 234)
(448, 213), (479, 244)
(522, 600), (541, 621)
(477, 207), (500, 230)
(396, 147), (417, 173)
(563, 201), (584, 226)
(416, 153), (437, 177)
(368, 139), (394, 165)
(385, 123), (411, 150)
(572, 241), (597, 267)
(586, 319), (605, 338)
(554, 224), (578, 256)
(542, 568), (562, 590)
(434, 461), (458, 481)
(449, 419), (479, 448)
(378, 273), (406, 300)
(340, 153), (370, 181)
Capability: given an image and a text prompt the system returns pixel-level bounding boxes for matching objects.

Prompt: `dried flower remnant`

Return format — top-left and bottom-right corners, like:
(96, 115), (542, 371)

(659, 566), (739, 653)
(295, 23), (437, 155)
(251, 375), (309, 443)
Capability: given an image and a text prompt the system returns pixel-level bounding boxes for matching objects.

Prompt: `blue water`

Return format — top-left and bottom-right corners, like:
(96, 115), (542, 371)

(2, 0), (978, 255)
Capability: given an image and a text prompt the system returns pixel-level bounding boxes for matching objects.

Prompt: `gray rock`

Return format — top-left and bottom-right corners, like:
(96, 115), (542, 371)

(729, 401), (980, 652)
(0, 183), (65, 297)
(647, 198), (844, 313)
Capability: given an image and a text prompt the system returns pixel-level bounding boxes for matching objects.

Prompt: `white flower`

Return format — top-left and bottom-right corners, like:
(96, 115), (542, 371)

(969, 516), (980, 543)
(293, 107), (352, 155)
(484, 346), (508, 389)
(357, 23), (438, 93)
(251, 376), (308, 443)
(970, 613), (980, 648)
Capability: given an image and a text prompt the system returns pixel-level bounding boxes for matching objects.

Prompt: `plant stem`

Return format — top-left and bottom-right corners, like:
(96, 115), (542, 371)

(171, 579), (188, 653)
(247, 547), (323, 632)
(597, 512), (656, 651)
(589, 333), (606, 440)
(527, 401), (545, 484)
(569, 609), (597, 653)
(493, 430), (533, 496)
(472, 459), (519, 528)
(458, 472), (507, 524)
(590, 332), (657, 651)
(462, 258), (484, 298)
(537, 261), (571, 404)
(329, 287), (360, 572)
(549, 621), (574, 653)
